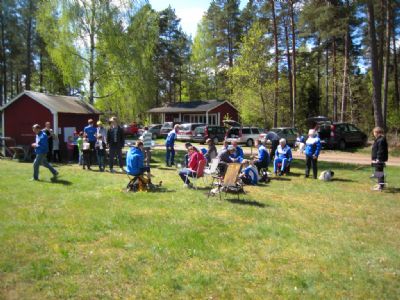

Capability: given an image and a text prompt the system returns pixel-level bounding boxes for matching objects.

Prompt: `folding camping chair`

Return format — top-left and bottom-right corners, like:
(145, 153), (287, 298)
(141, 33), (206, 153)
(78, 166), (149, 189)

(184, 159), (207, 190)
(204, 158), (220, 183)
(126, 173), (162, 192)
(208, 163), (244, 200)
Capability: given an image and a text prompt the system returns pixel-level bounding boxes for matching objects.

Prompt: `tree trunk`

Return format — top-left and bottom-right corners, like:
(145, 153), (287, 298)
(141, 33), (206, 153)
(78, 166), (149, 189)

(89, 0), (95, 104)
(317, 37), (321, 109)
(289, 0), (296, 127)
(367, 1), (384, 127)
(284, 19), (293, 123)
(1, 6), (7, 104)
(39, 43), (44, 92)
(271, 0), (279, 127)
(325, 46), (329, 116)
(391, 4), (399, 110)
(25, 0), (33, 90)
(332, 37), (338, 122)
(340, 15), (350, 122)
(382, 0), (390, 129)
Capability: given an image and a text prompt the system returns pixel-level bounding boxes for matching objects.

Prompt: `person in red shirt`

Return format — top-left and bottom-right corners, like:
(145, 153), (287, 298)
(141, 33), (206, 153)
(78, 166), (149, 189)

(178, 146), (205, 188)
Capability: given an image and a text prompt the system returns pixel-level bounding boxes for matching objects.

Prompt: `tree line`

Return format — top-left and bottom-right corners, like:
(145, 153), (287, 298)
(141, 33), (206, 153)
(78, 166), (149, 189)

(0, 0), (399, 133)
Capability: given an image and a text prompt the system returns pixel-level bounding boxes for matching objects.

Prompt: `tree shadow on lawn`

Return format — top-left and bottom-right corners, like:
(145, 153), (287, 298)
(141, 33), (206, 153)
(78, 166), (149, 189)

(289, 160), (371, 171)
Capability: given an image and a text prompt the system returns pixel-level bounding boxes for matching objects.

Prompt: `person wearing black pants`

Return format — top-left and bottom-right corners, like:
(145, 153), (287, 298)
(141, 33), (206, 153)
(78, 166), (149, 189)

(107, 117), (125, 173)
(304, 129), (321, 179)
(371, 127), (388, 191)
(43, 122), (53, 162)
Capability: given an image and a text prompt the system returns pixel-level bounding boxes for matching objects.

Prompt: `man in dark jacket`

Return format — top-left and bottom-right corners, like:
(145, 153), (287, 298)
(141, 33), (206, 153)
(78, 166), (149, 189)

(107, 117), (125, 173)
(371, 127), (388, 191)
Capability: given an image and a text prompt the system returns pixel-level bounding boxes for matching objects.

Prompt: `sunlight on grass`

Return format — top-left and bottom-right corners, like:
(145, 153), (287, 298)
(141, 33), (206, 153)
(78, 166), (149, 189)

(0, 152), (399, 298)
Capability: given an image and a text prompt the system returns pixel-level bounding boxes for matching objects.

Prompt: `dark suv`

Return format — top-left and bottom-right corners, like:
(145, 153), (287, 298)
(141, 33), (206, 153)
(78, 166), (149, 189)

(318, 122), (367, 150)
(192, 125), (226, 144)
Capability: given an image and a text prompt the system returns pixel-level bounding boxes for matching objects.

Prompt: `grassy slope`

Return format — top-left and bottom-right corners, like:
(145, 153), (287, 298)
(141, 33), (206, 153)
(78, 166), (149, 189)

(0, 152), (399, 299)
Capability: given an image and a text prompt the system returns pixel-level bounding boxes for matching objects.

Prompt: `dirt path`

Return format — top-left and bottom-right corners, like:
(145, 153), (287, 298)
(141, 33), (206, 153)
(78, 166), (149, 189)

(155, 142), (400, 167)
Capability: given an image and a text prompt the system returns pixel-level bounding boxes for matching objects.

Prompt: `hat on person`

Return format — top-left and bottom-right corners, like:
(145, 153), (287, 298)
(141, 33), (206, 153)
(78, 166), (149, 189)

(97, 120), (103, 125)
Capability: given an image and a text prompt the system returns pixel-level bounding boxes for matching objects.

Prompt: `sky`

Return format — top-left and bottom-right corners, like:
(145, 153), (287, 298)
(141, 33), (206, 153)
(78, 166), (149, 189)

(149, 0), (210, 38)
(149, 0), (247, 38)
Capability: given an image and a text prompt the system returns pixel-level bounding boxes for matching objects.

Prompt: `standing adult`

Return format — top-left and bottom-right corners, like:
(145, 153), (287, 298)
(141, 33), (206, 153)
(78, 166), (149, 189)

(265, 130), (280, 160)
(96, 121), (107, 143)
(140, 126), (153, 167)
(165, 124), (179, 167)
(84, 119), (97, 164)
(371, 127), (388, 191)
(31, 124), (58, 181)
(43, 121), (53, 162)
(304, 129), (321, 179)
(204, 138), (217, 163)
(107, 116), (125, 173)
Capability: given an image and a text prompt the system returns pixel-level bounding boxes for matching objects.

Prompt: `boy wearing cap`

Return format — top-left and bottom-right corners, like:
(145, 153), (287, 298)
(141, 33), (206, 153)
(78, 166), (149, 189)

(31, 124), (59, 181)
(304, 129), (321, 179)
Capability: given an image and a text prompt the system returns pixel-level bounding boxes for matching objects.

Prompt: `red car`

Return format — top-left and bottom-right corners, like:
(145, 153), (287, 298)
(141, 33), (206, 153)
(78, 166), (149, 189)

(123, 123), (140, 136)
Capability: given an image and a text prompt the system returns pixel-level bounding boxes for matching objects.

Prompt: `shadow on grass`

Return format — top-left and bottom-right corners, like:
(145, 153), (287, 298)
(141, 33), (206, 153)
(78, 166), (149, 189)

(43, 179), (72, 186)
(226, 198), (266, 208)
(384, 187), (400, 194)
(331, 178), (355, 182)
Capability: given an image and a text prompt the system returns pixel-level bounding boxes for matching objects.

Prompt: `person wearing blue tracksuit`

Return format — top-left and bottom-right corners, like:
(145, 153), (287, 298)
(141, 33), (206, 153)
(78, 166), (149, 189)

(31, 124), (58, 181)
(274, 138), (292, 175)
(254, 140), (270, 172)
(240, 160), (259, 185)
(165, 124), (179, 167)
(304, 129), (321, 179)
(230, 140), (244, 163)
(126, 141), (150, 176)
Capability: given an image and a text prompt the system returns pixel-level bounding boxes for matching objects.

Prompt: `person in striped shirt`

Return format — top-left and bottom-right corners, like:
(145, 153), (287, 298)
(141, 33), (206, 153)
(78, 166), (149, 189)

(140, 127), (153, 167)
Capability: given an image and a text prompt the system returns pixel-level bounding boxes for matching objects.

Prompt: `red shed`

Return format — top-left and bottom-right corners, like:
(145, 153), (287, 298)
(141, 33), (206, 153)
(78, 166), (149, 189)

(147, 100), (238, 126)
(0, 91), (101, 157)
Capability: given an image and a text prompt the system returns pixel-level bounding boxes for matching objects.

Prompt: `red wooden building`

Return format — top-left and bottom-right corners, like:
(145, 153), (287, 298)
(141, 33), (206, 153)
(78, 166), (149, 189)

(147, 100), (238, 126)
(0, 91), (100, 156)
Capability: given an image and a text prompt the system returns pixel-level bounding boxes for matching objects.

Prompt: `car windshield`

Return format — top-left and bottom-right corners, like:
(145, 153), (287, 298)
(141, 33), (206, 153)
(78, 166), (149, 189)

(179, 124), (191, 131)
(195, 127), (205, 134)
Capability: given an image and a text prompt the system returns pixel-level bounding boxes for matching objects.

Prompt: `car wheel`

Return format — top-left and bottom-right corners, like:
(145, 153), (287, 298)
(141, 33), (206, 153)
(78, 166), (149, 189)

(339, 139), (346, 151)
(246, 139), (254, 147)
(213, 137), (219, 144)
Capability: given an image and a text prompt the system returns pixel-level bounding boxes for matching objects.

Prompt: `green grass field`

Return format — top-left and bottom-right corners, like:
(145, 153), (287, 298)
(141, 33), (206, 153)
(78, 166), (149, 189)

(1, 151), (399, 299)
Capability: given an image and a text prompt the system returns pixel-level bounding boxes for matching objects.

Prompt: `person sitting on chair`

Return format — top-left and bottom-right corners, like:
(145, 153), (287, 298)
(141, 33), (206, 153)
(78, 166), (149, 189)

(178, 146), (205, 188)
(254, 139), (270, 173)
(239, 160), (259, 185)
(217, 145), (236, 176)
(126, 141), (150, 177)
(183, 142), (192, 167)
(230, 140), (244, 163)
(274, 138), (292, 176)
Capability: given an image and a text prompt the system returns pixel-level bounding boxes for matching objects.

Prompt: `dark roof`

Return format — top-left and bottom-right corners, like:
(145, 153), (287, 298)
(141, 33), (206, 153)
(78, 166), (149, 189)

(148, 100), (234, 113)
(0, 91), (101, 114)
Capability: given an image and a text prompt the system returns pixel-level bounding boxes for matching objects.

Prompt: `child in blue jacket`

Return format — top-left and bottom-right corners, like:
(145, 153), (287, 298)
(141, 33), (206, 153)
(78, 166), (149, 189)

(126, 141), (150, 176)
(304, 129), (321, 179)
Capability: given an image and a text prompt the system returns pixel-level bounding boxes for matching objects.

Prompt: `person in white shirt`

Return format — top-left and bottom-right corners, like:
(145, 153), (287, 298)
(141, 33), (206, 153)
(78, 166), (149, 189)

(140, 126), (153, 167)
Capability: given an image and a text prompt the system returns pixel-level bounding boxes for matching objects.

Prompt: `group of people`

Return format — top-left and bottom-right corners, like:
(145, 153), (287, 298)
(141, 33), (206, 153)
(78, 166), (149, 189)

(30, 119), (389, 192)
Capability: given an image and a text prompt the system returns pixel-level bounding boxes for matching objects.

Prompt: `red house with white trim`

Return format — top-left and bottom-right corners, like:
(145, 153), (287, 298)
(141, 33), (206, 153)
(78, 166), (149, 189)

(147, 100), (238, 126)
(0, 91), (100, 157)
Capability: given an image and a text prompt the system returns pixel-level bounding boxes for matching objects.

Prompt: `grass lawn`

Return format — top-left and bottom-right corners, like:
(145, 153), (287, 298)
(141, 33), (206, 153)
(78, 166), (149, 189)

(0, 151), (399, 299)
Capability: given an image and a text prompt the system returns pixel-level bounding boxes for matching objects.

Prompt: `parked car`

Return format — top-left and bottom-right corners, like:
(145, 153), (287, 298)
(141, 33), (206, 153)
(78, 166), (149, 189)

(123, 122), (140, 136)
(270, 127), (299, 147)
(318, 122), (367, 150)
(177, 123), (205, 141)
(192, 125), (227, 144)
(148, 124), (162, 139)
(225, 127), (262, 147)
(160, 122), (175, 137)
